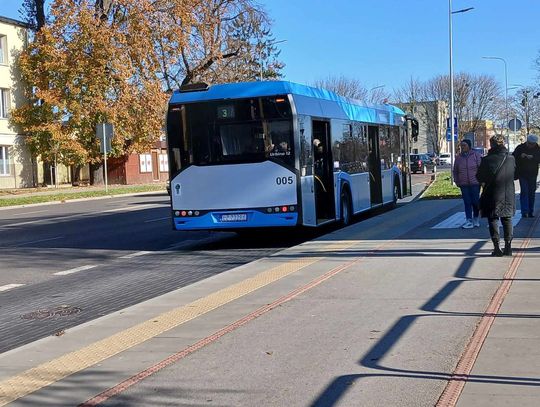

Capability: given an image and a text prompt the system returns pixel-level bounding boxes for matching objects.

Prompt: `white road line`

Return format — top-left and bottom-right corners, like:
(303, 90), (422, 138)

(144, 216), (170, 223)
(10, 209), (49, 216)
(103, 204), (166, 213)
(11, 236), (64, 247)
(0, 212), (93, 229)
(0, 204), (167, 229)
(119, 251), (153, 259)
(54, 265), (97, 276)
(0, 284), (25, 292)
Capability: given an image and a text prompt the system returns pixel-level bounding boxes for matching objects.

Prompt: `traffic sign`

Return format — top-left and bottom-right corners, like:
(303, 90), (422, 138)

(446, 117), (458, 141)
(446, 129), (458, 142)
(97, 123), (113, 154)
(508, 118), (522, 132)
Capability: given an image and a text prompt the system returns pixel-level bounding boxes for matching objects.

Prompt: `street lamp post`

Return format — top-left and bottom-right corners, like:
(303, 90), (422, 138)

(369, 85), (385, 104)
(449, 1), (474, 184)
(259, 39), (286, 81)
(482, 56), (508, 147)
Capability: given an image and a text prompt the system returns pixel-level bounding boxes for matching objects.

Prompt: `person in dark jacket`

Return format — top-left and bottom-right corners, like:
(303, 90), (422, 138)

(512, 134), (540, 217)
(477, 134), (516, 256)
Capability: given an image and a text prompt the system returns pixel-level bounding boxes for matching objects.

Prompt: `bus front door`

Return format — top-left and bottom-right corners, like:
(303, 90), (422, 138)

(312, 120), (335, 224)
(368, 125), (383, 206)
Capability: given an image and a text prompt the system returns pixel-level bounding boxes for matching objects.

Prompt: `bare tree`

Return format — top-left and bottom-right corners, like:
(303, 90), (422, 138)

(151, 0), (283, 88)
(313, 75), (368, 100)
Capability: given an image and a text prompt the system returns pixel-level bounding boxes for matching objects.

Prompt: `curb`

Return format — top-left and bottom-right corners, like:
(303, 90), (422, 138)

(413, 171), (437, 202)
(0, 190), (167, 211)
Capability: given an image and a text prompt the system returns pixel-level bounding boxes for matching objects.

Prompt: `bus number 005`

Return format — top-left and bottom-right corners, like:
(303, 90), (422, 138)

(276, 176), (294, 185)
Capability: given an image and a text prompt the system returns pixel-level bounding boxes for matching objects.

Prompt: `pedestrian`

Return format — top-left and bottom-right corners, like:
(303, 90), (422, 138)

(453, 139), (482, 228)
(477, 134), (516, 256)
(512, 134), (540, 218)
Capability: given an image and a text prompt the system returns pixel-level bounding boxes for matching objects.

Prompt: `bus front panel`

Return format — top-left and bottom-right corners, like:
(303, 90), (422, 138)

(167, 96), (299, 230)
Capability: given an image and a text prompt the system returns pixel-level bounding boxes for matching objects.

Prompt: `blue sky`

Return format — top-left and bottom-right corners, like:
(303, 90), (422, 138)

(1, 0), (539, 96)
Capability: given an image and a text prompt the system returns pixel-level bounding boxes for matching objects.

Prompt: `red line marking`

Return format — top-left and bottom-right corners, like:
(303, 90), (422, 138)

(436, 215), (539, 407)
(80, 242), (390, 407)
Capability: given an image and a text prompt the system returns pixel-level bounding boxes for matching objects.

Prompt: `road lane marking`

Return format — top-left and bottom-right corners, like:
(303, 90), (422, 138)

(0, 284), (24, 292)
(9, 210), (49, 216)
(119, 251), (153, 259)
(0, 204), (167, 229)
(102, 204), (166, 213)
(0, 240), (361, 406)
(10, 236), (64, 247)
(144, 216), (170, 223)
(53, 265), (98, 276)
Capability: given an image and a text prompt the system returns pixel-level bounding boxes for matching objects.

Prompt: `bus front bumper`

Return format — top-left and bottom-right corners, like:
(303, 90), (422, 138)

(173, 210), (298, 230)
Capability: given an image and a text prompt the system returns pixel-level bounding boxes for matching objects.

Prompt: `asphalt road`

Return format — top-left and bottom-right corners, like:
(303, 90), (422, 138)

(0, 193), (317, 353)
(0, 173), (431, 354)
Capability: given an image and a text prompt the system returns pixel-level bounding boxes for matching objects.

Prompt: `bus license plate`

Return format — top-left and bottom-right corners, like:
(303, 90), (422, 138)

(220, 213), (247, 222)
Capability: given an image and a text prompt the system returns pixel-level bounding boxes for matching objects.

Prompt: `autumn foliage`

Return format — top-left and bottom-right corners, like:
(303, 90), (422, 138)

(11, 0), (282, 178)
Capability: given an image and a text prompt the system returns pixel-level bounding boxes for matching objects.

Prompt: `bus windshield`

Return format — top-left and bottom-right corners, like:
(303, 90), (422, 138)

(167, 96), (294, 175)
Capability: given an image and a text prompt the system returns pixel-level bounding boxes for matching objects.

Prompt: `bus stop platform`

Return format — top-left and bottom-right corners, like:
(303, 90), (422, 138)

(1, 193), (539, 406)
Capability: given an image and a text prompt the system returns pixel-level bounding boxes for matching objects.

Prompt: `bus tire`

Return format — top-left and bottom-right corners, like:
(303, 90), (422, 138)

(340, 187), (352, 226)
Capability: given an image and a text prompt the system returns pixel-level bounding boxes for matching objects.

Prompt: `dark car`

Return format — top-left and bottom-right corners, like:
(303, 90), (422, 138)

(410, 153), (437, 174)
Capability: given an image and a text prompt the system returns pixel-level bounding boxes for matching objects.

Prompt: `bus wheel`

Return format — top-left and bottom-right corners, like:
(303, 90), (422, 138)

(340, 189), (352, 226)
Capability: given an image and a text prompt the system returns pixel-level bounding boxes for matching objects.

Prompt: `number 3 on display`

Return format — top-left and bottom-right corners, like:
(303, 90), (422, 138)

(275, 176), (294, 185)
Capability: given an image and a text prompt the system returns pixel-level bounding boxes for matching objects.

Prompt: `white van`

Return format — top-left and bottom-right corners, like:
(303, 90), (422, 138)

(438, 153), (451, 165)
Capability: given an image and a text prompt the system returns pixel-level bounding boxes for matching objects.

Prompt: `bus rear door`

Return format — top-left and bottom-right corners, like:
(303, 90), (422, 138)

(312, 119), (335, 224)
(368, 125), (383, 206)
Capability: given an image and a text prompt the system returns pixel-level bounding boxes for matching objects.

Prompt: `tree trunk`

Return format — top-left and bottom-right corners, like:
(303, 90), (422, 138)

(71, 165), (82, 186)
(90, 162), (104, 185)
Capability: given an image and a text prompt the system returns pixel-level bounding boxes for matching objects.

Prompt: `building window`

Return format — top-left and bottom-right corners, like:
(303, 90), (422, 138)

(0, 145), (10, 175)
(0, 88), (10, 118)
(159, 153), (168, 172)
(0, 35), (7, 64)
(139, 153), (152, 173)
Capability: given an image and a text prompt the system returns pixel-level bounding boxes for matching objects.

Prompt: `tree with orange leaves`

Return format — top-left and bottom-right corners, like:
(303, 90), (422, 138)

(12, 0), (283, 184)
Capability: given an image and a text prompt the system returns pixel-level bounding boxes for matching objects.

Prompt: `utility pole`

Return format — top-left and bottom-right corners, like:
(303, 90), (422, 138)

(520, 90), (531, 135)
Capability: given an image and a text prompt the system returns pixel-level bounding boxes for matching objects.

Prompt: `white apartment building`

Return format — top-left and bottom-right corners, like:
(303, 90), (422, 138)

(0, 16), (32, 188)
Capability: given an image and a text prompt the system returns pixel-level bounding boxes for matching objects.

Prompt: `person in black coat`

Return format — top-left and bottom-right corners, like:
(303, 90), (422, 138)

(477, 134), (516, 256)
(512, 134), (540, 217)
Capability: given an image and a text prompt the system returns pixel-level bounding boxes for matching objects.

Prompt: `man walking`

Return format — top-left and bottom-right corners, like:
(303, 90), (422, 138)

(513, 134), (540, 217)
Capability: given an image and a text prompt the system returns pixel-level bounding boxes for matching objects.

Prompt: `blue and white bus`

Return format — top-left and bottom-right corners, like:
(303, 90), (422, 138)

(166, 81), (417, 231)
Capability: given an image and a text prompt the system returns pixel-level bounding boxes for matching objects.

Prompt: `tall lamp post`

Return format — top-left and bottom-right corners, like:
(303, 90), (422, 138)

(482, 56), (508, 147)
(449, 1), (473, 184)
(369, 85), (386, 104)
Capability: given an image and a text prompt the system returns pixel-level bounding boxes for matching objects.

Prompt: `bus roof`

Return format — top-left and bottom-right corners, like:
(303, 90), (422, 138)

(169, 81), (405, 126)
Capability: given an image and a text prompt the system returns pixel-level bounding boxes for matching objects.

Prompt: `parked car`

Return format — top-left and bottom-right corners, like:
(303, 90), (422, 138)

(410, 153), (437, 174)
(438, 153), (451, 165)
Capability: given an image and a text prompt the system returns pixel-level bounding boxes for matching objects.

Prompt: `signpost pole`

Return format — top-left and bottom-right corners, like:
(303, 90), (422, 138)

(102, 123), (109, 193)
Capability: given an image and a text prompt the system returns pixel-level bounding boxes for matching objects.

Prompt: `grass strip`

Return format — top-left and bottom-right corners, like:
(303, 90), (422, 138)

(0, 184), (166, 207)
(421, 171), (462, 200)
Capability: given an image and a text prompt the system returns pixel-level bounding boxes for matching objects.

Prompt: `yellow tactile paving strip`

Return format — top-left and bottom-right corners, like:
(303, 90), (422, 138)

(0, 240), (359, 406)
